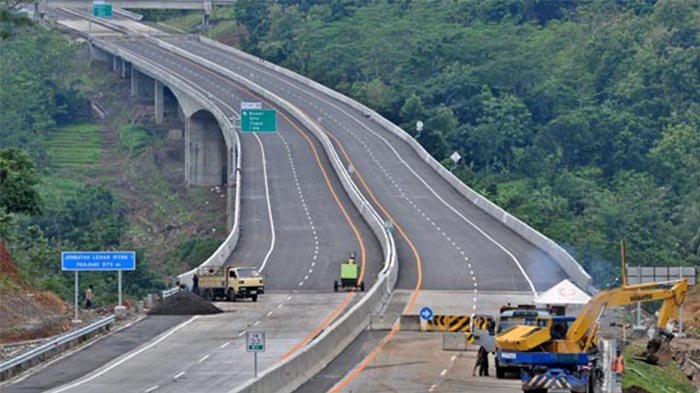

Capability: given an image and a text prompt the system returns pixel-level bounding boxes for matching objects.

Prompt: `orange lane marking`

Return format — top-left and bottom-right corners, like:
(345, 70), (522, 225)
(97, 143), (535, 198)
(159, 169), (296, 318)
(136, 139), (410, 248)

(321, 126), (423, 393)
(323, 130), (423, 313)
(278, 111), (366, 361)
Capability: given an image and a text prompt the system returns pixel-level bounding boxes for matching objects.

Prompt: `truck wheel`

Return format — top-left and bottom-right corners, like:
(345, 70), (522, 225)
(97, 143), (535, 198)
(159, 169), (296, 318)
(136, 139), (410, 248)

(205, 289), (214, 301)
(252, 294), (258, 302)
(334, 281), (338, 292)
(496, 364), (505, 379)
(360, 281), (365, 292)
(227, 289), (236, 302)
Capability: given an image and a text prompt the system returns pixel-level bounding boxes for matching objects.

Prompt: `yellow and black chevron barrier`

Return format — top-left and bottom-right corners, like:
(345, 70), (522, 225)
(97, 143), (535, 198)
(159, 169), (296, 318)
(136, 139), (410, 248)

(472, 315), (492, 330)
(426, 315), (470, 332)
(464, 332), (476, 344)
(425, 314), (494, 332)
(524, 373), (572, 391)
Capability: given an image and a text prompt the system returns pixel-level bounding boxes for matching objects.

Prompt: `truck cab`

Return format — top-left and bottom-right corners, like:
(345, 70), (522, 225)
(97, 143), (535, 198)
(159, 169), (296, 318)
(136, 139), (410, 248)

(495, 305), (553, 378)
(199, 266), (264, 302)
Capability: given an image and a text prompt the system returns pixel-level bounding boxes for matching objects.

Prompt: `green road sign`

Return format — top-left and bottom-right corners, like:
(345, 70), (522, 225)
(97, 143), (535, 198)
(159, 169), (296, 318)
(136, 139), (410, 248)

(241, 109), (277, 133)
(246, 331), (265, 352)
(93, 2), (112, 17)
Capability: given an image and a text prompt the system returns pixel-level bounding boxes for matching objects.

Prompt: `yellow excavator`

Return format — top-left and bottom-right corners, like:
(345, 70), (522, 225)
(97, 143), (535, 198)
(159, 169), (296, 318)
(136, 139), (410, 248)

(496, 249), (687, 392)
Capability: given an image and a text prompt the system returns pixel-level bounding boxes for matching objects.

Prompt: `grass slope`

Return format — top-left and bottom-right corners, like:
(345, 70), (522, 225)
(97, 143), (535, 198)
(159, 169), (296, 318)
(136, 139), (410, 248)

(623, 344), (694, 393)
(47, 123), (102, 169)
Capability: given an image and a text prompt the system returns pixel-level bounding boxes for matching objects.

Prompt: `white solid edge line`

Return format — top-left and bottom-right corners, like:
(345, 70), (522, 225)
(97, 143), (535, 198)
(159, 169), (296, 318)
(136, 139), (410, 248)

(213, 51), (536, 294)
(328, 95), (537, 294)
(254, 133), (276, 272)
(235, 59), (537, 295)
(48, 316), (200, 393)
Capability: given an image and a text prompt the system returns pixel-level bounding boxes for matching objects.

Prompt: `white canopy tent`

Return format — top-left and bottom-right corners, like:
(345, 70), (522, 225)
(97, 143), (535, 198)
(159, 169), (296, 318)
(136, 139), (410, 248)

(535, 279), (591, 306)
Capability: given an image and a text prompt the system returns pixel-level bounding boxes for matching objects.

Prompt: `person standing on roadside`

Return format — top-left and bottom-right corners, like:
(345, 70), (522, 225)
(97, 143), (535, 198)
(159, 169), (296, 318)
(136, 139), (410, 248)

(85, 285), (94, 310)
(472, 346), (483, 376)
(192, 273), (200, 295)
(612, 349), (624, 382)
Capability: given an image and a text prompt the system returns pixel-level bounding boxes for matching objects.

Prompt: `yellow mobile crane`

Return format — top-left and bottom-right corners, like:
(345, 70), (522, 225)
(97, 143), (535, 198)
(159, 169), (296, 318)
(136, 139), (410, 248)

(496, 249), (687, 392)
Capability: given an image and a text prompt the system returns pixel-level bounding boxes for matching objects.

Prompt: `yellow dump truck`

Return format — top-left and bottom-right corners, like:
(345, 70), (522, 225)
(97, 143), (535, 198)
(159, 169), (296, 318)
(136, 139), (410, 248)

(198, 266), (264, 302)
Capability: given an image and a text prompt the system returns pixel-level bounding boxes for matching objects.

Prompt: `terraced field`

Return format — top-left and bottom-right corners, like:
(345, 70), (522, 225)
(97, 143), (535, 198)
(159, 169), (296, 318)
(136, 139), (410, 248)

(47, 123), (103, 169)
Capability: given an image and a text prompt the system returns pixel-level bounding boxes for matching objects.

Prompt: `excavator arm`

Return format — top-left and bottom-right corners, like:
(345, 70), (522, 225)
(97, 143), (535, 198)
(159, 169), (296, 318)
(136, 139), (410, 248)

(567, 279), (687, 346)
(496, 279), (687, 364)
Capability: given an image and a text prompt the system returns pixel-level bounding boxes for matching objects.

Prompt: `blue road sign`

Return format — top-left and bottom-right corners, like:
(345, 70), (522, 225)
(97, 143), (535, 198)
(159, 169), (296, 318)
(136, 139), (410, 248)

(62, 251), (136, 271)
(419, 306), (434, 321)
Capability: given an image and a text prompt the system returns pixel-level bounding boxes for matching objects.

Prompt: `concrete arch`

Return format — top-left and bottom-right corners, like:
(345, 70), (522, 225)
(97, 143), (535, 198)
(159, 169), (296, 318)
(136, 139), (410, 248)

(185, 109), (228, 187)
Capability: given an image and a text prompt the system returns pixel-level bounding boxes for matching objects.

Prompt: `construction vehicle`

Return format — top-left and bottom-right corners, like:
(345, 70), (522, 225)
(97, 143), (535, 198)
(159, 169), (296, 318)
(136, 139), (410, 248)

(496, 278), (688, 392)
(198, 265), (264, 302)
(493, 304), (556, 379)
(334, 252), (364, 292)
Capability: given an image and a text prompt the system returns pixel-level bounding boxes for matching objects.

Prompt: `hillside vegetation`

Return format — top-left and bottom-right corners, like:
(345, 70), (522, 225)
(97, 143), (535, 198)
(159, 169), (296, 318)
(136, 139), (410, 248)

(0, 8), (225, 310)
(227, 0), (700, 284)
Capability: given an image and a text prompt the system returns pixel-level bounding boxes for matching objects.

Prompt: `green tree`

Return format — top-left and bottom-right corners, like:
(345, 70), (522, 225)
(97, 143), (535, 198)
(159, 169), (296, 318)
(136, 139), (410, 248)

(0, 148), (42, 238)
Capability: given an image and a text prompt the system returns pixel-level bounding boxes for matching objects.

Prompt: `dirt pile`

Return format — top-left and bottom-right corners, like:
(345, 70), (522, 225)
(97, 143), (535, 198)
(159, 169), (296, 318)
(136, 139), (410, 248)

(681, 284), (700, 333)
(672, 338), (700, 386)
(0, 242), (73, 343)
(0, 241), (24, 287)
(148, 292), (222, 315)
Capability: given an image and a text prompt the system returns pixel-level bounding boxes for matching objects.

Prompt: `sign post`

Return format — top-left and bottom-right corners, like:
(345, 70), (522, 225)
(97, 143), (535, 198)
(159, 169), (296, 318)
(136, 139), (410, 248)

(74, 271), (79, 322)
(246, 330), (265, 378)
(62, 251), (136, 317)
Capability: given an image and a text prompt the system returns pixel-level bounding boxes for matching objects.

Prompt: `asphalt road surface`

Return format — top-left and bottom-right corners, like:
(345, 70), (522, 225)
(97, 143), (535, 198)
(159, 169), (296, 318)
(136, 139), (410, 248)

(114, 39), (383, 291)
(167, 37), (568, 297)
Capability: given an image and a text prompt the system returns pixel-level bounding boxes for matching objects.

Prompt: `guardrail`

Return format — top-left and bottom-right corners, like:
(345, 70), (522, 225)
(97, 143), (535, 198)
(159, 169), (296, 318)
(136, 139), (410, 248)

(161, 287), (179, 298)
(143, 37), (399, 393)
(198, 35), (593, 292)
(0, 315), (115, 381)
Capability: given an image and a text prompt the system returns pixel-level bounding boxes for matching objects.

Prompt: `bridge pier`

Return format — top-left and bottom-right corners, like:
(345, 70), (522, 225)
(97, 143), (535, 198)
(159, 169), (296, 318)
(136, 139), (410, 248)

(121, 59), (128, 78)
(185, 110), (227, 186)
(155, 80), (164, 124)
(130, 68), (154, 100)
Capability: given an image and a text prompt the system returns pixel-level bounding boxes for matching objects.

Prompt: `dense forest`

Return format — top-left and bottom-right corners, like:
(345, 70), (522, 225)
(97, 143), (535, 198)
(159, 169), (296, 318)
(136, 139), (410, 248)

(230, 0), (700, 284)
(0, 7), (163, 303)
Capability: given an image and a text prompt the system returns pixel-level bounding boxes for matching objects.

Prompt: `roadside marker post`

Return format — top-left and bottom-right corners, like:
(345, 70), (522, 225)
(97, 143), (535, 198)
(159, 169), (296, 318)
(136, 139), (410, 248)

(62, 251), (136, 320)
(247, 331), (265, 378)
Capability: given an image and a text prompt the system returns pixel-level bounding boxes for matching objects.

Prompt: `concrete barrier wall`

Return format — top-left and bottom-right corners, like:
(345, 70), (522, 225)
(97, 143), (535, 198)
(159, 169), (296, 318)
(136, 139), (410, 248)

(199, 36), (593, 291)
(143, 37), (399, 393)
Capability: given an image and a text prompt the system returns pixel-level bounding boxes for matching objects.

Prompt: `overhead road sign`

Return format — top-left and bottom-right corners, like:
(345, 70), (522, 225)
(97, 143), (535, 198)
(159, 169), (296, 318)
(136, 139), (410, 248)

(241, 109), (277, 133)
(92, 1), (112, 17)
(62, 251), (136, 271)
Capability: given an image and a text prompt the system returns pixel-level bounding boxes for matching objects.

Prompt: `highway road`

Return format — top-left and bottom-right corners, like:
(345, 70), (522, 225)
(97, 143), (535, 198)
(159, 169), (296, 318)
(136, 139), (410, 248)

(167, 37), (569, 295)
(113, 39), (382, 291)
(9, 12), (385, 393)
(32, 10), (580, 393)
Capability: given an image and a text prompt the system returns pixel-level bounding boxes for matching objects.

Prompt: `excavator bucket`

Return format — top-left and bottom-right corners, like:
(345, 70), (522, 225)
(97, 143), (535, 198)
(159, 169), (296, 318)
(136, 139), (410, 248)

(642, 332), (673, 366)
